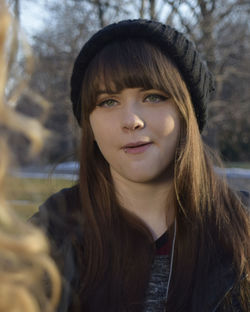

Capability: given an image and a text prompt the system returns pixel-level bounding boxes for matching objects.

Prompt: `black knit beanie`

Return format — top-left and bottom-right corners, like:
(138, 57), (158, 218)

(70, 19), (215, 132)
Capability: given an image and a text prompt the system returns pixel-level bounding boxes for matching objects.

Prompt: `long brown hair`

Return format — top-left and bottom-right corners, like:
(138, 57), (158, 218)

(70, 39), (249, 311)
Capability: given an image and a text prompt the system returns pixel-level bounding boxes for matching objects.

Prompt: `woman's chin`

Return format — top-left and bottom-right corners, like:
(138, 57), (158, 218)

(112, 167), (174, 185)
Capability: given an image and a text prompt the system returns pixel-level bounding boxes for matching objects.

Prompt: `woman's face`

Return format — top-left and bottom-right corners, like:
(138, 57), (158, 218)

(89, 87), (181, 184)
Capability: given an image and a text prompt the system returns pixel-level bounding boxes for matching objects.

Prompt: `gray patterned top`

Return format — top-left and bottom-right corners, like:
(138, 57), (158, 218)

(144, 255), (170, 312)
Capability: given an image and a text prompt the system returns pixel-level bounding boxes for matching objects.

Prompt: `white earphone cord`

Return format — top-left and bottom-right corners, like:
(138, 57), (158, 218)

(165, 218), (176, 302)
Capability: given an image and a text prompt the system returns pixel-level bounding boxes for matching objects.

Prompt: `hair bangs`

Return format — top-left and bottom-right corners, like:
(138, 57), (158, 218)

(82, 39), (178, 115)
(98, 39), (165, 91)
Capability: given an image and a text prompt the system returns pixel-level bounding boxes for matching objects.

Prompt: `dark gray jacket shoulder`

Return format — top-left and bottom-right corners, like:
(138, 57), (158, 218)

(30, 185), (80, 242)
(29, 185), (80, 312)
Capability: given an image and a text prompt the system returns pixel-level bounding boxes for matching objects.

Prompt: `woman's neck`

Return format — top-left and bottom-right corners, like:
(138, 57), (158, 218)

(111, 170), (176, 239)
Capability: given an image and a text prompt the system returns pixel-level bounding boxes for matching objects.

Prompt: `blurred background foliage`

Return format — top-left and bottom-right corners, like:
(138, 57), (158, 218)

(6, 0), (250, 165)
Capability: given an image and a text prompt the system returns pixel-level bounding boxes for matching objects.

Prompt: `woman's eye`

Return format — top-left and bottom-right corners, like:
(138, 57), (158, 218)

(144, 94), (168, 103)
(97, 99), (117, 108)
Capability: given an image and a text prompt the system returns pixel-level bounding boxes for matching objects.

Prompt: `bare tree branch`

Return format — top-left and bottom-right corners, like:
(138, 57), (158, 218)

(210, 0), (216, 13)
(149, 0), (156, 19)
(197, 0), (207, 18)
(139, 0), (145, 18)
(93, 0), (105, 27)
(181, 0), (201, 20)
(217, 0), (250, 21)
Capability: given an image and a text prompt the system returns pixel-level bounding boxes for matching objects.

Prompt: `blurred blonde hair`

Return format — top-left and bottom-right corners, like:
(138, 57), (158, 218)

(0, 1), (60, 311)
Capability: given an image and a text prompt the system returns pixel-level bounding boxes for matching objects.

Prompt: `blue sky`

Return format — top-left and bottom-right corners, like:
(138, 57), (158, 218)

(20, 0), (48, 37)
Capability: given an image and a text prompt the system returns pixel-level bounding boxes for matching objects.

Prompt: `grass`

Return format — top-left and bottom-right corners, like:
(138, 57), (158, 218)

(5, 176), (75, 219)
(224, 162), (250, 169)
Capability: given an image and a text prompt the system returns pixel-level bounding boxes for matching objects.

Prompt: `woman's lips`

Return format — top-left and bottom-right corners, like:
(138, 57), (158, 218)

(123, 142), (153, 154)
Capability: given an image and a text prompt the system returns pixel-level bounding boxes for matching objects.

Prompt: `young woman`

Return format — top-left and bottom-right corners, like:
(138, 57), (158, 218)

(31, 20), (250, 312)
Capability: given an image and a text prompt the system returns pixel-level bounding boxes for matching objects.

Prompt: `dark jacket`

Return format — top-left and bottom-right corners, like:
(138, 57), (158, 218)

(30, 185), (249, 312)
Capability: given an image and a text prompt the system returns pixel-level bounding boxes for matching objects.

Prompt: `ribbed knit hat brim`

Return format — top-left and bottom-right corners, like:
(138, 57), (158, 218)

(71, 19), (215, 131)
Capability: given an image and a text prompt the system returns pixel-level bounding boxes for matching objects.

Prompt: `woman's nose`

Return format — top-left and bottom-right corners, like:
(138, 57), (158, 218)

(121, 108), (145, 131)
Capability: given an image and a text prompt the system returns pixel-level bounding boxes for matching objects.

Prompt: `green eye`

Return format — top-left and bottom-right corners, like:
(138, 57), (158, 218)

(98, 99), (117, 107)
(145, 94), (168, 103)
